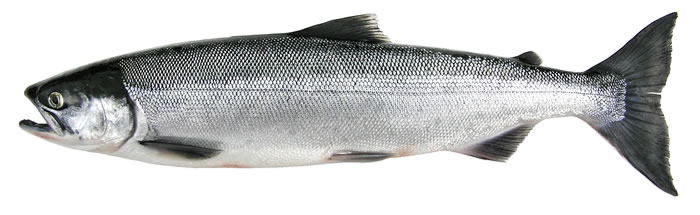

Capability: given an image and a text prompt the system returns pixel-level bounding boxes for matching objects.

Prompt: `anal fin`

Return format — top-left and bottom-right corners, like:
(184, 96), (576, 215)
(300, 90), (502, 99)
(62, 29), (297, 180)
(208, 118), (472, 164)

(329, 151), (393, 162)
(455, 124), (536, 162)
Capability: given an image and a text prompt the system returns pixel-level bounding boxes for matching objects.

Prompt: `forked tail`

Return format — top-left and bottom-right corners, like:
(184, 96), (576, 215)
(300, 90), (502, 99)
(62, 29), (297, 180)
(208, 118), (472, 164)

(584, 13), (677, 195)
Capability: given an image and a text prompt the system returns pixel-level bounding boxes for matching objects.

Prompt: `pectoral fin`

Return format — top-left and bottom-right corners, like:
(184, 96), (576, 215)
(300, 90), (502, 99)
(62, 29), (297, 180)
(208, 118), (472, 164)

(140, 137), (222, 159)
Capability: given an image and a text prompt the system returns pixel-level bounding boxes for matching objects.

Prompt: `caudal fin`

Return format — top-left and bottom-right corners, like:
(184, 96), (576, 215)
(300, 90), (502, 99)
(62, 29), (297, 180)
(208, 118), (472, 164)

(585, 13), (677, 195)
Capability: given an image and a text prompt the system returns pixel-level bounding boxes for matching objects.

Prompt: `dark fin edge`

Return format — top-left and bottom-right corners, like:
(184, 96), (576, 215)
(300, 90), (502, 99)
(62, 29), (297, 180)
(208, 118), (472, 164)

(289, 14), (391, 43)
(454, 124), (536, 162)
(513, 51), (542, 66)
(329, 151), (393, 162)
(585, 12), (677, 196)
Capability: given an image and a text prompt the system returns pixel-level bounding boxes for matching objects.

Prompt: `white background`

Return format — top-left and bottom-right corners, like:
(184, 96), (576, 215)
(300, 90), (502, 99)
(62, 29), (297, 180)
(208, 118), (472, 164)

(1, 0), (697, 214)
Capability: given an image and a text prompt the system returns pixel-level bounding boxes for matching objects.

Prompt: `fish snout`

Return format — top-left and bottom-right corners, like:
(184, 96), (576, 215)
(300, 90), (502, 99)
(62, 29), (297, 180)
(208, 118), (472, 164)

(24, 85), (38, 100)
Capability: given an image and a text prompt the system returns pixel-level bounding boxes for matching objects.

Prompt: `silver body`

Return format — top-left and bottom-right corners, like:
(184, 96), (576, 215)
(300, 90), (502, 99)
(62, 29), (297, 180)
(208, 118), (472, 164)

(20, 13), (679, 195)
(112, 36), (625, 167)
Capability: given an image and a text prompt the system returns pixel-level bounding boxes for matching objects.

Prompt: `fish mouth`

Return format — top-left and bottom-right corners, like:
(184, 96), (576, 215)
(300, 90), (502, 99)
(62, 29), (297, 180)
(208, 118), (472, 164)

(20, 107), (91, 148)
(20, 106), (67, 139)
(19, 118), (62, 141)
(20, 116), (79, 146)
(19, 119), (53, 133)
(20, 111), (74, 143)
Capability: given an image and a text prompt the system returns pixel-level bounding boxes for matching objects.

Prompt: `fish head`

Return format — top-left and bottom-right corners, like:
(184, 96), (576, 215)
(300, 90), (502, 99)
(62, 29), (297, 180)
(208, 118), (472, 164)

(20, 63), (135, 152)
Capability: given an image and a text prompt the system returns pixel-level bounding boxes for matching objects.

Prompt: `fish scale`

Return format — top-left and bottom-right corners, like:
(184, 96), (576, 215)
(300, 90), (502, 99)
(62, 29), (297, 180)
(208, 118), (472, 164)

(118, 36), (623, 159)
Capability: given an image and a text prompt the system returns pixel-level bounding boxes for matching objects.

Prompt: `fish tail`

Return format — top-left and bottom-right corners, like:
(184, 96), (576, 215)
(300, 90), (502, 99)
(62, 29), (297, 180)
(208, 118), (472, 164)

(583, 13), (677, 195)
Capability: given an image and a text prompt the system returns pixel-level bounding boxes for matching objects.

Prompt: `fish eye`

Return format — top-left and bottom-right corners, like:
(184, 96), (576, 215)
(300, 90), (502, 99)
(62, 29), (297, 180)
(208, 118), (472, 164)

(48, 92), (64, 109)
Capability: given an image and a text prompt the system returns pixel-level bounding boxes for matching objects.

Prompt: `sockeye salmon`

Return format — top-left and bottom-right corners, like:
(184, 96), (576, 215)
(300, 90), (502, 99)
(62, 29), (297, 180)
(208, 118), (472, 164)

(20, 13), (678, 195)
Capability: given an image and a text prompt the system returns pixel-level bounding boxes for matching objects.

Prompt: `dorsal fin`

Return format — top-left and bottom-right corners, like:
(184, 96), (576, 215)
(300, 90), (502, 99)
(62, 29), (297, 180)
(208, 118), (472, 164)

(453, 124), (536, 162)
(513, 51), (542, 66)
(289, 14), (390, 43)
